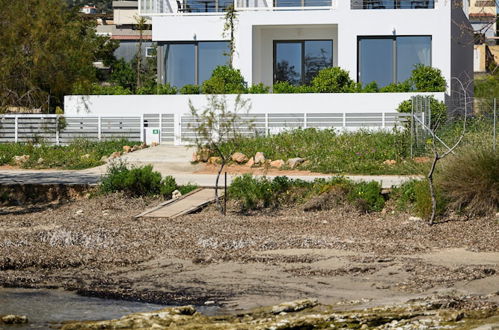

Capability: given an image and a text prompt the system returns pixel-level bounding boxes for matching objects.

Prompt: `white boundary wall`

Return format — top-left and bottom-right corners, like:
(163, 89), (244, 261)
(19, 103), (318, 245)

(64, 92), (445, 116)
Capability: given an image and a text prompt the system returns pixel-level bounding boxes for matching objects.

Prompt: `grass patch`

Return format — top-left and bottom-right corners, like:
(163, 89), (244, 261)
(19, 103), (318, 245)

(220, 128), (422, 175)
(0, 139), (134, 170)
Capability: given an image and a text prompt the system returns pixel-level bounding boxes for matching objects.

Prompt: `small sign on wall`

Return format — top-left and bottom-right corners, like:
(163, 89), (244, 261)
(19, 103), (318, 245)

(145, 128), (160, 145)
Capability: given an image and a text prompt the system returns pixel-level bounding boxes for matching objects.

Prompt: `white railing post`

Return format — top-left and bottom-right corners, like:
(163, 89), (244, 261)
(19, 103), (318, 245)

(174, 113), (181, 145)
(55, 115), (60, 145)
(303, 113), (307, 129)
(140, 114), (144, 143)
(265, 113), (269, 136)
(98, 116), (102, 141)
(14, 116), (18, 143)
(342, 112), (346, 128)
(382, 112), (386, 128)
(158, 113), (163, 144)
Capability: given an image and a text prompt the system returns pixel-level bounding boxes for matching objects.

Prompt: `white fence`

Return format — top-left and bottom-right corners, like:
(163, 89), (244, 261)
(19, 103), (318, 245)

(0, 112), (412, 146)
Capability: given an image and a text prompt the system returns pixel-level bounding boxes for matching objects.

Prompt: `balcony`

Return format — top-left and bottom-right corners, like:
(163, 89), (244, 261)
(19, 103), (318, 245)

(139, 0), (334, 14)
(351, 0), (434, 9)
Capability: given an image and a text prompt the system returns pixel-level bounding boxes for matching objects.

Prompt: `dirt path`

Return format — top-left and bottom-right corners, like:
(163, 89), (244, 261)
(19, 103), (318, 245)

(0, 195), (498, 311)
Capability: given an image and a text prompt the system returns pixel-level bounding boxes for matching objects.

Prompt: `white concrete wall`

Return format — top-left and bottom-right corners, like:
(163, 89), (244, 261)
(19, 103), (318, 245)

(64, 93), (445, 116)
(151, 0), (464, 93)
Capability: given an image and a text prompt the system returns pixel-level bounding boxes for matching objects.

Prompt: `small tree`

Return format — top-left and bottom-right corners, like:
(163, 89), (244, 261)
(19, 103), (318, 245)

(188, 95), (254, 213)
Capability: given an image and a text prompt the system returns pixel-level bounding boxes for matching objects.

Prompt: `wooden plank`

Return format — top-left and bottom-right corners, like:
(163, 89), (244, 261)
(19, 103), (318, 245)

(136, 188), (220, 219)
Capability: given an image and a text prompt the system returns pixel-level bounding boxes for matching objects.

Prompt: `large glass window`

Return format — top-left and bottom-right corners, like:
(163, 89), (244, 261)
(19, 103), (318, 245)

(274, 40), (333, 85)
(358, 36), (431, 87)
(164, 41), (229, 87)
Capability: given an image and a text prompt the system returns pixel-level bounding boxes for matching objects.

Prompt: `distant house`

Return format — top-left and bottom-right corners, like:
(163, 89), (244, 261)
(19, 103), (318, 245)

(97, 1), (154, 63)
(80, 5), (98, 14)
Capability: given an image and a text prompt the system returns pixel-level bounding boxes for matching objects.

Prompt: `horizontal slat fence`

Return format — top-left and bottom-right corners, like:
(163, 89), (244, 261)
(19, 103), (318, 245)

(0, 112), (411, 146)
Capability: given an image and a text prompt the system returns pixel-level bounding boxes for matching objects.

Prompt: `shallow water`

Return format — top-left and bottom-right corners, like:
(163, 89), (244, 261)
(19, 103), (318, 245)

(0, 288), (218, 329)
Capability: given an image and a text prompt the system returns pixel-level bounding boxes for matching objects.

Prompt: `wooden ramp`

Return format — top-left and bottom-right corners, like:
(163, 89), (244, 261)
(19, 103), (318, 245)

(135, 188), (218, 219)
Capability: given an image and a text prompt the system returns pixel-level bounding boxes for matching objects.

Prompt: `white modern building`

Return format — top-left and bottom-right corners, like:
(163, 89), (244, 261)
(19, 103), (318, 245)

(139, 0), (474, 95)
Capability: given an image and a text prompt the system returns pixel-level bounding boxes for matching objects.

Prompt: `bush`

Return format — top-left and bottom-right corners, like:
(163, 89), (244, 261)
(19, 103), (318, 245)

(410, 64), (447, 92)
(311, 67), (354, 93)
(438, 147), (498, 216)
(180, 84), (201, 95)
(273, 81), (298, 93)
(110, 59), (136, 91)
(229, 174), (275, 212)
(160, 175), (178, 197)
(157, 83), (178, 95)
(361, 81), (379, 93)
(247, 83), (270, 94)
(202, 65), (247, 94)
(101, 163), (163, 197)
(379, 81), (412, 93)
(397, 96), (447, 129)
(347, 181), (385, 212)
(391, 180), (418, 211)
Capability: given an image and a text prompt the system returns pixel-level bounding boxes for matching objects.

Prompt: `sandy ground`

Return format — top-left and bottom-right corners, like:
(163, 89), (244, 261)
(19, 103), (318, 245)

(0, 194), (498, 313)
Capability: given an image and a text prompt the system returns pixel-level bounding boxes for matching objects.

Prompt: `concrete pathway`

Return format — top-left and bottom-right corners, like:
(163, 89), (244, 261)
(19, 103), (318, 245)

(0, 145), (423, 188)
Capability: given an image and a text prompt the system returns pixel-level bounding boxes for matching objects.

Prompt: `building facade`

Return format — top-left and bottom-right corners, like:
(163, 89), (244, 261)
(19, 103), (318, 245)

(139, 0), (473, 95)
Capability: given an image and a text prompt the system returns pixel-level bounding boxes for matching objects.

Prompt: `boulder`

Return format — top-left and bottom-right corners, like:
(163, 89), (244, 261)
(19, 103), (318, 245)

(123, 145), (132, 153)
(272, 298), (318, 314)
(383, 159), (397, 166)
(1, 315), (28, 324)
(109, 151), (121, 159)
(13, 155), (30, 166)
(231, 152), (248, 164)
(287, 157), (305, 169)
(151, 142), (159, 147)
(172, 190), (182, 199)
(245, 157), (255, 167)
(208, 157), (221, 165)
(197, 149), (211, 162)
(254, 152), (266, 165)
(270, 159), (285, 169)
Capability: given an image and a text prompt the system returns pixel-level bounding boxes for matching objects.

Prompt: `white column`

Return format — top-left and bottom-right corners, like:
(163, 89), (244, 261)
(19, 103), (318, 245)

(14, 116), (18, 143)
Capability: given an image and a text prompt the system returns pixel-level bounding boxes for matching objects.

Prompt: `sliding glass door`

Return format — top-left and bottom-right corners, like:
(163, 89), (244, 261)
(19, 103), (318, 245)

(274, 40), (333, 85)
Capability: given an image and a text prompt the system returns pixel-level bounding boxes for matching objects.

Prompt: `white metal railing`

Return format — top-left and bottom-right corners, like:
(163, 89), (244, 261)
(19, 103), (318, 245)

(235, 0), (335, 10)
(350, 0), (435, 9)
(0, 113), (410, 146)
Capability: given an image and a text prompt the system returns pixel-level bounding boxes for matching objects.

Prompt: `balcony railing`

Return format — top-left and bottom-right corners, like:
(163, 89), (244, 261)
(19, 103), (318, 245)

(139, 0), (334, 14)
(351, 0), (434, 9)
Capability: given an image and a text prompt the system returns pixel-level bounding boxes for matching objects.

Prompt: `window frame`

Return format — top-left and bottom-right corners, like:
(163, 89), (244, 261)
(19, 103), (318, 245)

(161, 41), (229, 86)
(273, 39), (334, 85)
(357, 35), (432, 86)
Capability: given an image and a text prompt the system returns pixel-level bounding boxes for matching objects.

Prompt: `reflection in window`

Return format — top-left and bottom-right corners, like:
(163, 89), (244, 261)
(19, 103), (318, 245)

(164, 41), (229, 87)
(165, 44), (196, 88)
(274, 40), (333, 85)
(358, 36), (431, 87)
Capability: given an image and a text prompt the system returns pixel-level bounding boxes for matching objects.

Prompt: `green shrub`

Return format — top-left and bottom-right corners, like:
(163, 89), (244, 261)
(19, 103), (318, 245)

(84, 84), (132, 95)
(110, 58), (136, 91)
(311, 67), (354, 93)
(180, 84), (201, 95)
(202, 65), (247, 94)
(347, 181), (385, 212)
(379, 81), (412, 93)
(410, 64), (447, 92)
(391, 180), (418, 211)
(157, 83), (178, 95)
(229, 174), (274, 212)
(160, 175), (178, 197)
(178, 183), (199, 195)
(121, 164), (163, 197)
(413, 179), (447, 220)
(247, 83), (270, 94)
(438, 147), (498, 216)
(361, 81), (379, 93)
(273, 81), (298, 93)
(397, 96), (447, 129)
(474, 74), (499, 98)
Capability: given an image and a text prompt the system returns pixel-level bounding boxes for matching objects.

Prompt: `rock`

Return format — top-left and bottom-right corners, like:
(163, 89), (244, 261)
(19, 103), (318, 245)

(197, 149), (211, 162)
(100, 156), (108, 163)
(272, 298), (318, 314)
(413, 157), (431, 163)
(231, 152), (248, 164)
(383, 159), (397, 165)
(287, 157), (305, 169)
(151, 142), (159, 147)
(13, 155), (30, 166)
(208, 157), (221, 165)
(204, 301), (215, 305)
(37, 157), (44, 165)
(408, 216), (422, 222)
(109, 151), (121, 159)
(245, 157), (255, 167)
(81, 154), (91, 159)
(1, 315), (28, 324)
(75, 209), (83, 216)
(172, 190), (182, 199)
(254, 152), (266, 165)
(270, 159), (285, 169)
(123, 145), (132, 153)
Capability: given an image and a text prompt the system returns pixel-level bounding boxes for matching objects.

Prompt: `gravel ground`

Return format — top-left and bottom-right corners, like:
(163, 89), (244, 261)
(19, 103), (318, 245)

(1, 194), (498, 309)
